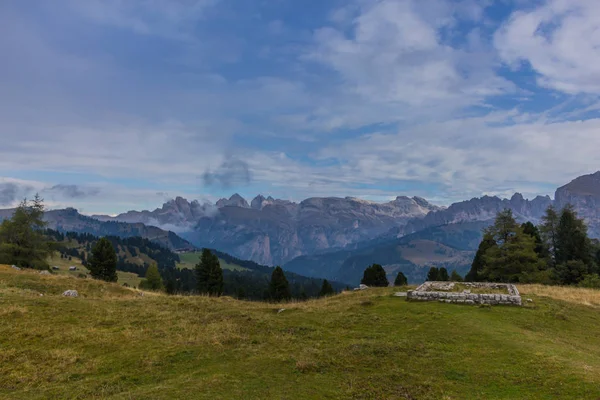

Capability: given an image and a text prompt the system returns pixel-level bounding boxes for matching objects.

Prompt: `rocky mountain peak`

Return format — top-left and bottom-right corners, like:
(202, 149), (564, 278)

(217, 193), (249, 208)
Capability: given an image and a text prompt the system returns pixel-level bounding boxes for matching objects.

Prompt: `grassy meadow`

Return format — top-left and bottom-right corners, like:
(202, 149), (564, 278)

(47, 253), (142, 288)
(177, 251), (249, 271)
(2, 264), (600, 399)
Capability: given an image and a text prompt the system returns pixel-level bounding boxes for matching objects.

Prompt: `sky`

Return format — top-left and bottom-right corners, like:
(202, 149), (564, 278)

(2, 0), (600, 214)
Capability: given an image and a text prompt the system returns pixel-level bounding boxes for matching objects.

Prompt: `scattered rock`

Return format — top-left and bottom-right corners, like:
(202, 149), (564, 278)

(277, 308), (286, 314)
(39, 294), (44, 297)
(526, 298), (533, 303)
(394, 292), (408, 297)
(62, 290), (78, 297)
(39, 270), (51, 275)
(353, 284), (370, 291)
(52, 266), (60, 270)
(11, 265), (21, 271)
(463, 289), (471, 294)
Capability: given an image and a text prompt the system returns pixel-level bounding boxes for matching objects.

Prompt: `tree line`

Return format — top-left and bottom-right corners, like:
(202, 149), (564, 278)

(466, 206), (600, 287)
(0, 196), (342, 301)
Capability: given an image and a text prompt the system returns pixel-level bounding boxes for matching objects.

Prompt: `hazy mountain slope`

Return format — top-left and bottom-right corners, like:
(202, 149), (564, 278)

(284, 222), (485, 285)
(0, 207), (194, 251)
(101, 194), (442, 265)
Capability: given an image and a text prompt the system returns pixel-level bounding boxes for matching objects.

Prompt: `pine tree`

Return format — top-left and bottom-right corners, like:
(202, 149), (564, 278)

(480, 211), (542, 283)
(394, 271), (408, 286)
(0, 195), (53, 269)
(88, 238), (118, 282)
(553, 206), (595, 284)
(140, 263), (163, 291)
(521, 221), (546, 258)
(319, 279), (335, 297)
(426, 267), (439, 281)
(361, 264), (389, 287)
(540, 205), (560, 265)
(195, 249), (223, 296)
(438, 267), (450, 281)
(450, 270), (463, 282)
(269, 266), (291, 302)
(466, 233), (496, 282)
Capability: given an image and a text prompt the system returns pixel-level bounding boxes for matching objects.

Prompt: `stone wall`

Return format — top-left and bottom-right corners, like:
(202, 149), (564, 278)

(407, 281), (521, 306)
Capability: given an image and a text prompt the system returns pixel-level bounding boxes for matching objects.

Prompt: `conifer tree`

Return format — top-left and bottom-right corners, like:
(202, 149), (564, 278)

(394, 271), (408, 286)
(553, 206), (596, 284)
(479, 210), (542, 283)
(88, 238), (118, 282)
(426, 266), (439, 281)
(540, 205), (560, 265)
(195, 249), (223, 296)
(438, 267), (450, 281)
(0, 195), (53, 269)
(361, 264), (389, 287)
(269, 266), (291, 301)
(319, 279), (335, 297)
(466, 233), (496, 282)
(450, 270), (463, 282)
(521, 221), (546, 258)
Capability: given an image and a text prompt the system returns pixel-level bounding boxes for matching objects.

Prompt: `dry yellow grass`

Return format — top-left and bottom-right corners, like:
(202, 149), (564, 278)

(518, 284), (600, 307)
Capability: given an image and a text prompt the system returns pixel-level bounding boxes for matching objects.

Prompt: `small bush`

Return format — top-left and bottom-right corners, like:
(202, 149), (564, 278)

(578, 274), (600, 289)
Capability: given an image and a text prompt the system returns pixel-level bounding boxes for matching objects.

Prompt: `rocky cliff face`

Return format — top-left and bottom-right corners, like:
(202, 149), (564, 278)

(555, 171), (600, 237)
(402, 193), (552, 235)
(102, 194), (442, 265)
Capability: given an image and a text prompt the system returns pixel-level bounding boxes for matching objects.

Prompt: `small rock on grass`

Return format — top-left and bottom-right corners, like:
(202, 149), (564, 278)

(277, 308), (286, 314)
(62, 290), (78, 298)
(11, 265), (21, 271)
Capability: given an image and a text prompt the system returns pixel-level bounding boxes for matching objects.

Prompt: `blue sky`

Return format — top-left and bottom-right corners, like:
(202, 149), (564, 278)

(1, 0), (600, 214)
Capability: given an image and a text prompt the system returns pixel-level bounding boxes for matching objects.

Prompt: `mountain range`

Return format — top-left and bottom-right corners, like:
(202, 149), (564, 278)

(2, 172), (600, 285)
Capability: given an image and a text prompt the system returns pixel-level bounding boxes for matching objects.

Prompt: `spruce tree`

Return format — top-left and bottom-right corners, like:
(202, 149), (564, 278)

(269, 266), (291, 302)
(480, 210), (542, 283)
(0, 195), (52, 269)
(553, 206), (595, 284)
(319, 279), (335, 297)
(540, 205), (560, 265)
(438, 267), (450, 281)
(450, 270), (463, 282)
(521, 221), (546, 258)
(466, 233), (496, 282)
(88, 238), (118, 282)
(426, 267), (439, 281)
(195, 249), (223, 296)
(394, 271), (408, 286)
(361, 264), (389, 287)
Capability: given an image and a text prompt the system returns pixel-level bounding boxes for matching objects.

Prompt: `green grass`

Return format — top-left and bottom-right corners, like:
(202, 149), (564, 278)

(2, 264), (600, 399)
(177, 252), (249, 271)
(48, 253), (142, 288)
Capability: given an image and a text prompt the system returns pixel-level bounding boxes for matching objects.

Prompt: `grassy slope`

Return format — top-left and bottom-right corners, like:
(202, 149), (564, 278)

(177, 251), (249, 271)
(2, 265), (600, 400)
(48, 253), (142, 288)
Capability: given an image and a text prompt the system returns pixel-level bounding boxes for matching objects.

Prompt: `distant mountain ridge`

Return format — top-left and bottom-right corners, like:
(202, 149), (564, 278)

(88, 173), (600, 268)
(95, 194), (443, 265)
(0, 207), (194, 251)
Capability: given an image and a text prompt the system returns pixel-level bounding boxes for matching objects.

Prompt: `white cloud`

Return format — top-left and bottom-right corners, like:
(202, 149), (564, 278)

(306, 0), (513, 114)
(495, 0), (600, 94)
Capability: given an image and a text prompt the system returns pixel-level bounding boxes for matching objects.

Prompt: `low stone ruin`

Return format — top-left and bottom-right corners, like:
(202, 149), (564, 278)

(407, 281), (521, 306)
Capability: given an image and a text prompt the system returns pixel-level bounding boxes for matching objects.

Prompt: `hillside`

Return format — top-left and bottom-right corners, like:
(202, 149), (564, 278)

(284, 222), (485, 285)
(0, 207), (194, 251)
(2, 265), (600, 399)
